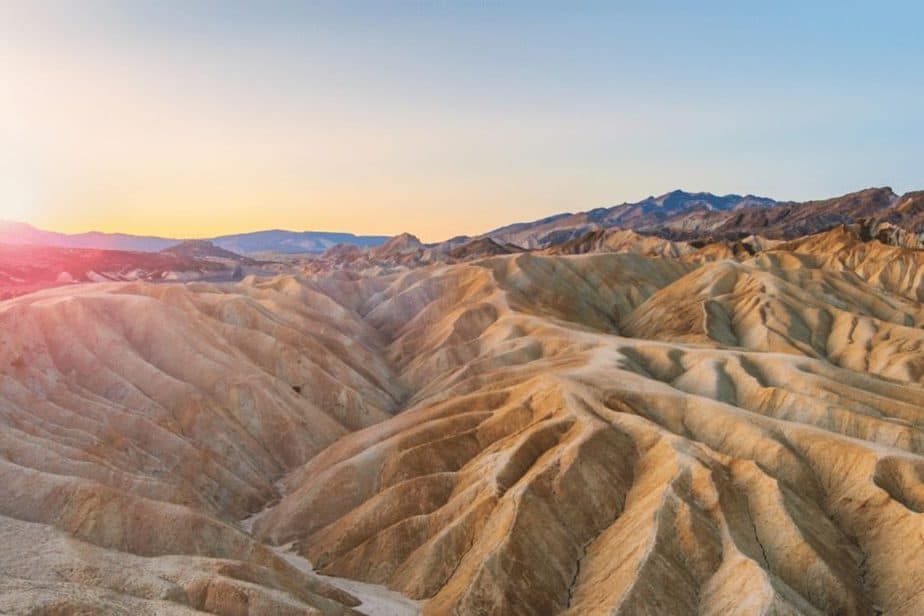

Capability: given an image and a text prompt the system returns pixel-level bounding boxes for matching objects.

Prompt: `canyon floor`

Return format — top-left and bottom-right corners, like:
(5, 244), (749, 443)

(1, 225), (923, 615)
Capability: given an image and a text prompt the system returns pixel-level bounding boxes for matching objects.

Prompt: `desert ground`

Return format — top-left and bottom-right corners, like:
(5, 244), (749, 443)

(2, 192), (924, 614)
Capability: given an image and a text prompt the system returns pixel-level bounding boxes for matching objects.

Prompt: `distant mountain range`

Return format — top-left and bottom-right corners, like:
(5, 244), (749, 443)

(0, 221), (390, 255)
(484, 187), (924, 248)
(210, 230), (390, 255)
(5, 187), (923, 257)
(483, 190), (781, 248)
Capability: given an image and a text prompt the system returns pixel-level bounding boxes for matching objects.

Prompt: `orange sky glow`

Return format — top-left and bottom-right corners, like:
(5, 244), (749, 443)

(1, 3), (921, 242)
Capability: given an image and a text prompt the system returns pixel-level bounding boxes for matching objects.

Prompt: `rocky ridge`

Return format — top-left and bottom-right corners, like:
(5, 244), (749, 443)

(2, 196), (924, 614)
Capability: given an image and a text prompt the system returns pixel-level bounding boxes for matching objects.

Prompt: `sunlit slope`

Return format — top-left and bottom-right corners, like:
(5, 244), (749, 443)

(1, 238), (923, 614)
(0, 276), (406, 614)
(256, 248), (924, 616)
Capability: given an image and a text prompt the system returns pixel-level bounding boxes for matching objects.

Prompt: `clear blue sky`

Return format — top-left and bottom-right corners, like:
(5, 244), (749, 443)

(1, 1), (922, 240)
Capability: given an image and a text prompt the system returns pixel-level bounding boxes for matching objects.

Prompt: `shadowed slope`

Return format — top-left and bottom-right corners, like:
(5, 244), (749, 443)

(254, 250), (924, 615)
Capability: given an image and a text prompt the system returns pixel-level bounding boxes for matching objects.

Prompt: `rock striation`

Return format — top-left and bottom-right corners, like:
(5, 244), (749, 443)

(1, 224), (924, 614)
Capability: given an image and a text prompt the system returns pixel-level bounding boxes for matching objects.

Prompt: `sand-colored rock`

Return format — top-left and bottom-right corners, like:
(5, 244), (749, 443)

(2, 228), (923, 614)
(543, 228), (696, 258)
(256, 247), (924, 615)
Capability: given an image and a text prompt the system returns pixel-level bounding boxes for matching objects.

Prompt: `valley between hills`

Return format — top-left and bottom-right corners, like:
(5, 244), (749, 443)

(2, 188), (924, 615)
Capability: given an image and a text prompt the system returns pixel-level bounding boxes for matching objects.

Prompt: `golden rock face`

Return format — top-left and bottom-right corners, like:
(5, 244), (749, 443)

(2, 228), (924, 614)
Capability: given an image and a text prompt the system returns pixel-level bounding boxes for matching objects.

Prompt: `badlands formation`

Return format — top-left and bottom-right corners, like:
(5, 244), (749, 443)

(2, 215), (924, 613)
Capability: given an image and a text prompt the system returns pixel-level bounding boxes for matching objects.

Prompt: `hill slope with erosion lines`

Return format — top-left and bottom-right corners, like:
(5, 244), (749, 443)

(1, 234), (923, 614)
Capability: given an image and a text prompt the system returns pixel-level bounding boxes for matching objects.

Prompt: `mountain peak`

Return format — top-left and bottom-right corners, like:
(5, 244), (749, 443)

(376, 232), (424, 255)
(651, 190), (776, 211)
(0, 220), (40, 234)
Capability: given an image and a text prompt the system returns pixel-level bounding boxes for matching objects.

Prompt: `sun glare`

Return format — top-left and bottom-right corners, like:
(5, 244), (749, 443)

(0, 176), (38, 223)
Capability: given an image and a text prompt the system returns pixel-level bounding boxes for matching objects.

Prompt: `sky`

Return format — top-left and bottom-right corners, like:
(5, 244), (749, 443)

(1, 1), (922, 242)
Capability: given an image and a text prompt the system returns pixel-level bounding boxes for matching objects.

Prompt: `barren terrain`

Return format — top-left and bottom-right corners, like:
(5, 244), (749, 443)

(2, 206), (924, 614)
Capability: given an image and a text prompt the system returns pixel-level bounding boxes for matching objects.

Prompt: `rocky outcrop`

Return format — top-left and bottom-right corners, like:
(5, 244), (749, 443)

(2, 234), (924, 614)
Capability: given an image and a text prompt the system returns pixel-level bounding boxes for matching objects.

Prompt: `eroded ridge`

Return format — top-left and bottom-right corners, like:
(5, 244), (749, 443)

(2, 227), (923, 614)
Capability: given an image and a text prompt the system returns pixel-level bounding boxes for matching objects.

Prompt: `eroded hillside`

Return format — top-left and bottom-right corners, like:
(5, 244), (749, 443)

(1, 227), (923, 615)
